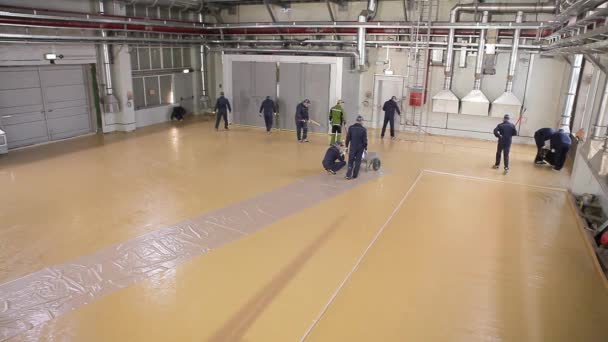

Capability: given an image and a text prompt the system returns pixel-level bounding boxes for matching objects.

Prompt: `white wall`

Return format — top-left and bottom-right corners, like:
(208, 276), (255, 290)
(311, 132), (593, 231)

(204, 0), (568, 142)
(136, 105), (172, 128)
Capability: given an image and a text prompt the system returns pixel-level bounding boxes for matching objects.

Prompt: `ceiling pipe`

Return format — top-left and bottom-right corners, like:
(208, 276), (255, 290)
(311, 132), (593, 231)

(592, 78), (608, 139)
(98, 0), (120, 113)
(560, 54), (584, 133)
(0, 8), (549, 30)
(451, 1), (557, 19)
(505, 11), (524, 93)
(491, 11), (524, 118)
(214, 47), (359, 58)
(198, 12), (206, 97)
(357, 0), (378, 70)
(461, 11), (490, 116)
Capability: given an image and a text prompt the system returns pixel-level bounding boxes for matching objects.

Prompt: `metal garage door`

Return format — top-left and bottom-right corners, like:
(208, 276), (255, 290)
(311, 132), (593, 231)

(278, 63), (330, 133)
(0, 66), (92, 149)
(232, 62), (277, 128)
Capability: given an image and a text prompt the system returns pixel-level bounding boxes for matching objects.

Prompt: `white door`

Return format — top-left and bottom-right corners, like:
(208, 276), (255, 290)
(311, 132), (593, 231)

(372, 75), (405, 128)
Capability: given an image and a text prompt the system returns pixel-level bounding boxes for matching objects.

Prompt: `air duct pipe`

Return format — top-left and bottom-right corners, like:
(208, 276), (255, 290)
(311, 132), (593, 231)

(560, 54), (584, 133)
(357, 0), (377, 69)
(198, 12), (206, 98)
(491, 11), (524, 118)
(451, 2), (556, 17)
(592, 78), (608, 139)
(461, 11), (490, 116)
(431, 10), (460, 114)
(116, 0), (202, 10)
(98, 0), (119, 113)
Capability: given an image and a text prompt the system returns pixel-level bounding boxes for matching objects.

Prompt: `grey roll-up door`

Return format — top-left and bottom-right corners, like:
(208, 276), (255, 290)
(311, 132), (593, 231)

(278, 63), (330, 133)
(302, 64), (330, 134)
(40, 66), (92, 141)
(0, 68), (49, 148)
(232, 61), (253, 126)
(0, 65), (93, 149)
(232, 62), (277, 127)
(278, 63), (300, 131)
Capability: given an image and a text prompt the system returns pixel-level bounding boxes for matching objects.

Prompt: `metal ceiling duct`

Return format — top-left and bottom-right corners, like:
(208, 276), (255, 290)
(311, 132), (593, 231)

(431, 8), (460, 114)
(592, 77), (608, 139)
(461, 11), (490, 116)
(491, 11), (523, 118)
(357, 0), (377, 70)
(99, 0), (120, 113)
(560, 54), (584, 133)
(116, 0), (203, 10)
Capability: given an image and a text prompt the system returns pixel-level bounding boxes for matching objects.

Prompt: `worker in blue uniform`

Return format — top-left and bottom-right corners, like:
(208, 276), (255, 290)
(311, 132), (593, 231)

(492, 114), (518, 173)
(259, 96), (276, 134)
(549, 128), (572, 171)
(295, 99), (311, 142)
(214, 92), (232, 131)
(381, 96), (401, 140)
(534, 127), (556, 164)
(322, 141), (346, 174)
(345, 115), (368, 180)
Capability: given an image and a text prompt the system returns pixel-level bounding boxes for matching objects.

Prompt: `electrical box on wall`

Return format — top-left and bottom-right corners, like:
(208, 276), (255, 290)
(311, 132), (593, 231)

(431, 50), (444, 66)
(459, 48), (467, 68)
(483, 54), (497, 75)
(485, 44), (496, 55)
(409, 90), (423, 107)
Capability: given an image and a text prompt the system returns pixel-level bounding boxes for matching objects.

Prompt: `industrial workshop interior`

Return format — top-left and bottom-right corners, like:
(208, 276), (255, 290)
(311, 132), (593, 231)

(3, 0), (608, 341)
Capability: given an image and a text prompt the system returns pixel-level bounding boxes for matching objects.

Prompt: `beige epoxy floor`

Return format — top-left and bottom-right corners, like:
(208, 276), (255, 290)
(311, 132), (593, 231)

(2, 117), (601, 341)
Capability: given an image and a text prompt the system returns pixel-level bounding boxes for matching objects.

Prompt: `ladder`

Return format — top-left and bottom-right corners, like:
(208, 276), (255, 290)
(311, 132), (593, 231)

(403, 0), (438, 139)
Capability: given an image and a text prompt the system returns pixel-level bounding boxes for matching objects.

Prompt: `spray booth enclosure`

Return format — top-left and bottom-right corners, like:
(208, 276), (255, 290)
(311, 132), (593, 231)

(222, 54), (360, 133)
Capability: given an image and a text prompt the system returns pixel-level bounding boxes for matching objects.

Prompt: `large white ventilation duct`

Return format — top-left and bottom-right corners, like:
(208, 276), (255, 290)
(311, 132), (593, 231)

(431, 12), (459, 114)
(461, 11), (490, 116)
(491, 11), (523, 118)
(99, 0), (120, 113)
(357, 0), (378, 69)
(559, 54), (584, 133)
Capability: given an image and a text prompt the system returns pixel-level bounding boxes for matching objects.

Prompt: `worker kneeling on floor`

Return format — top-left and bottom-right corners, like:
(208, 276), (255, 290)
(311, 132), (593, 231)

(322, 140), (346, 175)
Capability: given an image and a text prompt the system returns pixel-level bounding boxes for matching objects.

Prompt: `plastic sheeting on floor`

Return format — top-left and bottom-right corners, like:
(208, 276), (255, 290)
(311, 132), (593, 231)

(0, 171), (382, 341)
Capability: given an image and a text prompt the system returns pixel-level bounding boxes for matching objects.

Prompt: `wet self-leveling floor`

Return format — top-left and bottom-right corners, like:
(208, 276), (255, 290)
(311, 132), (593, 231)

(1, 118), (606, 341)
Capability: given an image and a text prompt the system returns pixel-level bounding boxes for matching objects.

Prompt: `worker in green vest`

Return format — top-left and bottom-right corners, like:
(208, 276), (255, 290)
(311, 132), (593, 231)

(328, 100), (346, 145)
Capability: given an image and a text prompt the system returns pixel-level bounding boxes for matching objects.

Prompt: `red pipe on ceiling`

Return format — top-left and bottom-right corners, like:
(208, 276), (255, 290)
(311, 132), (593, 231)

(0, 17), (553, 38)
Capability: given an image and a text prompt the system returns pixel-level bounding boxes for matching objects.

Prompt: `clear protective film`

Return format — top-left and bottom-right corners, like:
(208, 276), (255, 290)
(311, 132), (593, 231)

(0, 171), (383, 341)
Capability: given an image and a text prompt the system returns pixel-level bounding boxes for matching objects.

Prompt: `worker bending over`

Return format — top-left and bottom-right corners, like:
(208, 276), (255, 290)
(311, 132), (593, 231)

(322, 141), (346, 174)
(214, 92), (232, 131)
(259, 96), (277, 134)
(295, 99), (311, 142)
(381, 96), (401, 140)
(345, 115), (368, 180)
(550, 129), (572, 171)
(492, 114), (518, 173)
(534, 127), (556, 164)
(329, 100), (346, 145)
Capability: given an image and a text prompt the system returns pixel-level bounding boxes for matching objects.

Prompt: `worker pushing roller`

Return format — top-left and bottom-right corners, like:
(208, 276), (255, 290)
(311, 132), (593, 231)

(345, 115), (368, 180)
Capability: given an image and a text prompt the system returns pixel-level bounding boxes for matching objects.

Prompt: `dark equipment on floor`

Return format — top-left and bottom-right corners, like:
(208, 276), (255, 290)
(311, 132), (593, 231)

(362, 151), (381, 172)
(171, 106), (187, 121)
